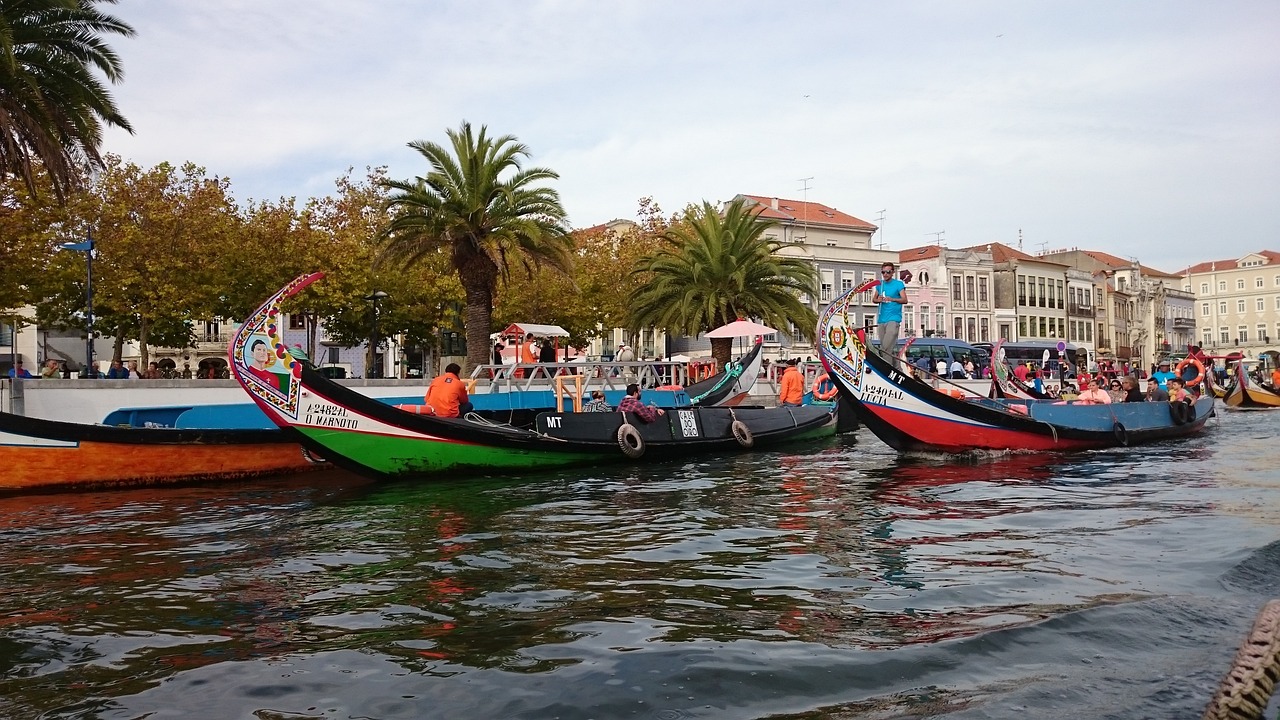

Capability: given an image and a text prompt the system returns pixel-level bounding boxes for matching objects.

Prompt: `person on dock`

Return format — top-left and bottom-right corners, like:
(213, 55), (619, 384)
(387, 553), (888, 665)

(106, 360), (128, 379)
(618, 383), (665, 422)
(40, 359), (60, 379)
(777, 358), (805, 407)
(7, 361), (32, 379)
(424, 363), (473, 418)
(872, 262), (907, 359)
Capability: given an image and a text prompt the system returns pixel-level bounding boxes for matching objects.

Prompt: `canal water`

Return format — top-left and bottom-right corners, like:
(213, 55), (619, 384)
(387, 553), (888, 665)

(3, 407), (1279, 719)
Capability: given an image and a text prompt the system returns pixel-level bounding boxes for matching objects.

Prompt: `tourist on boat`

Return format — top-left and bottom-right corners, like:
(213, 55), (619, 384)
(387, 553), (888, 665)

(1106, 378), (1126, 404)
(583, 390), (611, 412)
(618, 383), (665, 422)
(778, 358), (804, 407)
(1120, 376), (1144, 402)
(1150, 361), (1176, 390)
(424, 362), (473, 418)
(872, 262), (907, 358)
(1146, 379), (1170, 402)
(1014, 362), (1030, 382)
(1074, 377), (1111, 405)
(1166, 377), (1190, 404)
(7, 361), (32, 379)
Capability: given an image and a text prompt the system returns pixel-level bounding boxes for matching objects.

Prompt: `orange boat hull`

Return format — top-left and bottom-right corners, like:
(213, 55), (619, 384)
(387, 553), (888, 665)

(1, 440), (319, 491)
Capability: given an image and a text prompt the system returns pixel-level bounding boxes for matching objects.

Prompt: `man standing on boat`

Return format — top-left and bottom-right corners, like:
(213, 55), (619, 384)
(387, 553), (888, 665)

(425, 362), (473, 418)
(777, 358), (804, 407)
(873, 262), (907, 360)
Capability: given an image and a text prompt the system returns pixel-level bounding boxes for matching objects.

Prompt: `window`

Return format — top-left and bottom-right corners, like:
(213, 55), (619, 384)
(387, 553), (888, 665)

(1201, 283), (1209, 294)
(1258, 298), (1266, 312)
(979, 277), (988, 303)
(965, 276), (975, 303)
(999, 322), (1012, 341)
(327, 347), (340, 365)
(904, 306), (914, 335)
(1259, 324), (1268, 342)
(1219, 301), (1228, 314)
(954, 317), (964, 339)
(1038, 278), (1047, 307)
(1220, 327), (1230, 344)
(840, 272), (854, 295)
(1028, 278), (1037, 306)
(952, 275), (962, 301)
(1039, 317), (1048, 336)
(860, 272), (876, 305)
(920, 309), (929, 332)
(935, 306), (945, 334)
(1056, 280), (1065, 309)
(967, 317), (977, 342)
(1018, 317), (1027, 337)
(289, 314), (306, 330)
(1237, 279), (1246, 290)
(1275, 275), (1280, 287)
(1239, 326), (1249, 343)
(1258, 277), (1265, 288)
(1084, 289), (1091, 306)
(1238, 300), (1246, 313)
(820, 269), (834, 303)
(1219, 281), (1227, 291)
(1201, 302), (1210, 316)
(1018, 278), (1027, 306)
(1276, 296), (1280, 311)
(980, 318), (990, 342)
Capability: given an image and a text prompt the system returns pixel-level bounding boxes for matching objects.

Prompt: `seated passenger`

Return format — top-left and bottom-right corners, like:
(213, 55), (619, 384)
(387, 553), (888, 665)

(1074, 377), (1111, 405)
(1166, 376), (1190, 404)
(583, 390), (611, 412)
(617, 383), (665, 423)
(1121, 376), (1145, 403)
(424, 362), (474, 418)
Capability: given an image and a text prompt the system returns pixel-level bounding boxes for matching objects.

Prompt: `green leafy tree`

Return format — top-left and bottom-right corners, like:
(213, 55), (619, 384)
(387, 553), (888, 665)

(0, 0), (134, 200)
(630, 198), (818, 367)
(378, 121), (574, 370)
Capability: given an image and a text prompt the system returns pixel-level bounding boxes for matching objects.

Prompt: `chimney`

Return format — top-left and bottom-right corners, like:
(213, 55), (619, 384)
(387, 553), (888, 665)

(771, 198), (779, 210)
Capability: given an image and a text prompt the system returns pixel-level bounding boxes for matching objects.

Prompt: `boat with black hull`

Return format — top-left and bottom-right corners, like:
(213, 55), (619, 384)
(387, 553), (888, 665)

(228, 274), (839, 480)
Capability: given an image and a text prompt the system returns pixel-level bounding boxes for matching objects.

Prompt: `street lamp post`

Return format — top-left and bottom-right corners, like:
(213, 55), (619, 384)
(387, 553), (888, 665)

(364, 290), (388, 378)
(59, 232), (95, 377)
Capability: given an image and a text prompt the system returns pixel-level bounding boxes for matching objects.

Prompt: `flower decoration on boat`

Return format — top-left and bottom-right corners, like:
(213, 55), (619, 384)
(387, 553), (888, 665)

(229, 273), (324, 420)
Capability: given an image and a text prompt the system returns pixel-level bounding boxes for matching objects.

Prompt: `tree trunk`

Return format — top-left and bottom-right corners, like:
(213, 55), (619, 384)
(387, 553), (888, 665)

(138, 317), (150, 367)
(711, 337), (734, 370)
(112, 328), (125, 364)
(463, 285), (493, 373)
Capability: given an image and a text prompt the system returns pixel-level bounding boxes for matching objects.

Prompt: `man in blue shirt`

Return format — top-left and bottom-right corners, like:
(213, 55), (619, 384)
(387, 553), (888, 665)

(7, 361), (33, 379)
(874, 262), (907, 358)
(1150, 360), (1176, 390)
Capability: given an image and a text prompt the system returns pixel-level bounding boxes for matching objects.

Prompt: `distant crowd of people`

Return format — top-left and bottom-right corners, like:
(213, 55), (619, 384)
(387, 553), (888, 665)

(6, 358), (229, 380)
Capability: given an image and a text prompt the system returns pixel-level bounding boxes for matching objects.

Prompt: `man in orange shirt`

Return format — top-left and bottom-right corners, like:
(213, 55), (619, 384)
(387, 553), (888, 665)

(777, 358), (805, 407)
(425, 363), (473, 418)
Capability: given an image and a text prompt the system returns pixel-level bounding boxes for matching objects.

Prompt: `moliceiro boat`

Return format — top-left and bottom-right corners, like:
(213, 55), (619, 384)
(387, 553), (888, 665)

(816, 287), (1214, 453)
(229, 274), (838, 480)
(0, 410), (321, 492)
(1222, 351), (1280, 409)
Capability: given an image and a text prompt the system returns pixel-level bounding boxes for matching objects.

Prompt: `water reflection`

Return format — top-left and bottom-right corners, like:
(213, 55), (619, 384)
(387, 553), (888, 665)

(0, 413), (1277, 719)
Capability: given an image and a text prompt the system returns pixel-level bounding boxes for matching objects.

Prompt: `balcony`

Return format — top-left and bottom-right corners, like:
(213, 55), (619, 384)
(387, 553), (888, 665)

(1172, 317), (1196, 330)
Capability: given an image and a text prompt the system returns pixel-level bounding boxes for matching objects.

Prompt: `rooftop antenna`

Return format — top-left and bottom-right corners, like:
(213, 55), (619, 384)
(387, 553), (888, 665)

(1017, 228), (1023, 252)
(1035, 240), (1048, 255)
(798, 176), (814, 241)
(927, 230), (945, 246)
(874, 209), (887, 249)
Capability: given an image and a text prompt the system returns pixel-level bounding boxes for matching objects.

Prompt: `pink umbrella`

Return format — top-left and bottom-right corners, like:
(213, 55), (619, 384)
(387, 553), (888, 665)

(706, 319), (777, 338)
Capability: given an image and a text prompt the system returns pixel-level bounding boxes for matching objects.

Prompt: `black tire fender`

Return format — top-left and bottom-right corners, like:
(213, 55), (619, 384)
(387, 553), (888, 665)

(731, 419), (754, 448)
(1113, 421), (1129, 446)
(617, 423), (645, 459)
(1169, 400), (1191, 425)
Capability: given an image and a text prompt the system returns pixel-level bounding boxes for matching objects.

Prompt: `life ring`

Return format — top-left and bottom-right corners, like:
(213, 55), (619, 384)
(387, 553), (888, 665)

(617, 423), (645, 458)
(1169, 400), (1192, 425)
(939, 388), (966, 399)
(811, 374), (839, 401)
(1176, 357), (1205, 386)
(731, 419), (754, 448)
(655, 384), (683, 391)
(1113, 421), (1129, 446)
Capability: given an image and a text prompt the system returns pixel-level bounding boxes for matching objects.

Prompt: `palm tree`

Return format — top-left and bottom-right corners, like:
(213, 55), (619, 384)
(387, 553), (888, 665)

(0, 0), (135, 200)
(379, 121), (573, 370)
(630, 198), (818, 368)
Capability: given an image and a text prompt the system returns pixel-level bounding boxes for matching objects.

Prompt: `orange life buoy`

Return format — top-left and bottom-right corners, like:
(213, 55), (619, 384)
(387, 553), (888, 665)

(812, 374), (839, 401)
(1175, 357), (1205, 386)
(939, 388), (966, 399)
(395, 403), (436, 415)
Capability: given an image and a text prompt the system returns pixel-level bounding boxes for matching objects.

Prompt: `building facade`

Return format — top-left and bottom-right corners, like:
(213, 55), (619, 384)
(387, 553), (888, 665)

(1183, 250), (1280, 355)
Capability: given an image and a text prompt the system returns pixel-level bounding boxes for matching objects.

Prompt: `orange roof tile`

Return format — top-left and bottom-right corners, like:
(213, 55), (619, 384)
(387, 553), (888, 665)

(955, 242), (1064, 266)
(737, 194), (878, 231)
(1184, 250), (1280, 275)
(898, 245), (942, 262)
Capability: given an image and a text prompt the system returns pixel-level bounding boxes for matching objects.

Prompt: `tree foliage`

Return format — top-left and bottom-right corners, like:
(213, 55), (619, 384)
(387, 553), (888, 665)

(378, 121), (573, 370)
(0, 0), (134, 200)
(629, 198), (818, 367)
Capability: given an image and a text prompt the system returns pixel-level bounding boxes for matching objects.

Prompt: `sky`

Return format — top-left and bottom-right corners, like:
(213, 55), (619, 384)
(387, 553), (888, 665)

(99, 0), (1280, 274)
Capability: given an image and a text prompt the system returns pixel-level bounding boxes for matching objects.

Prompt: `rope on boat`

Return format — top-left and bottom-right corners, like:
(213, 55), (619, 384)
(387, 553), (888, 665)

(1204, 599), (1280, 719)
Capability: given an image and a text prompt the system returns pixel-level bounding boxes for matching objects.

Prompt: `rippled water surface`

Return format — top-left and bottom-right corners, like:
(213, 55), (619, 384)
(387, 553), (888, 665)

(3, 407), (1280, 719)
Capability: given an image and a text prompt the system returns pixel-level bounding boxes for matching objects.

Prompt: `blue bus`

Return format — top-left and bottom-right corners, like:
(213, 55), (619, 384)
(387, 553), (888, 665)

(974, 341), (1081, 378)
